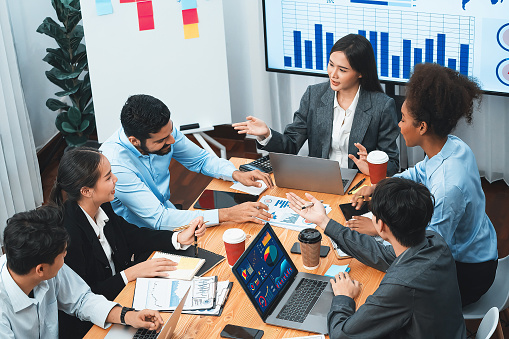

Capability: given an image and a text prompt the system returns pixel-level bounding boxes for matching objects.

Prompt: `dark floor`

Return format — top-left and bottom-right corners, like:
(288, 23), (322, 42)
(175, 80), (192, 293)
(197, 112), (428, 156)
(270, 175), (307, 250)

(40, 129), (509, 338)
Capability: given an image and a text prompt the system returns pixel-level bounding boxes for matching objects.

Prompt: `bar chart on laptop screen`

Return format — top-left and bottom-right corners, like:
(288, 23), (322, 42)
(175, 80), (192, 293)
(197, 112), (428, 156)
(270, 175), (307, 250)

(280, 0), (474, 80)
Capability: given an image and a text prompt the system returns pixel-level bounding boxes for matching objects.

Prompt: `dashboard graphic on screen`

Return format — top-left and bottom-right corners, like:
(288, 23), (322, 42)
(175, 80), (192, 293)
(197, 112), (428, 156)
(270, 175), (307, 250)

(263, 0), (509, 96)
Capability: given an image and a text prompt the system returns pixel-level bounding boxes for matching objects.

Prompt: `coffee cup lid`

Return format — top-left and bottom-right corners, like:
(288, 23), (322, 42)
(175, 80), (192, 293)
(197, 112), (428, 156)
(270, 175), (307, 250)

(367, 150), (389, 164)
(298, 228), (322, 244)
(223, 228), (246, 244)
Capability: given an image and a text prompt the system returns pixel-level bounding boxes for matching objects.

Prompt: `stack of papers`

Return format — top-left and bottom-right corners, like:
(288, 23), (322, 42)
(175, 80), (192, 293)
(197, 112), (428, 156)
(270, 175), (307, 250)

(183, 281), (233, 316)
(260, 195), (332, 231)
(230, 180), (268, 196)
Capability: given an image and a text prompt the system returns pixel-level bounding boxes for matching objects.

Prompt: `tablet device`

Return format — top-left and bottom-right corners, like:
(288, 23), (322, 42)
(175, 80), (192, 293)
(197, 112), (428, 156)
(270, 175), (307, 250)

(339, 202), (370, 221)
(193, 190), (259, 210)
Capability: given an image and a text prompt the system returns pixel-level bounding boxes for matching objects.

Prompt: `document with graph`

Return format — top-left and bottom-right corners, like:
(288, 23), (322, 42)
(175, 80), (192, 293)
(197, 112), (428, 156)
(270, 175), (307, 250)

(132, 276), (217, 311)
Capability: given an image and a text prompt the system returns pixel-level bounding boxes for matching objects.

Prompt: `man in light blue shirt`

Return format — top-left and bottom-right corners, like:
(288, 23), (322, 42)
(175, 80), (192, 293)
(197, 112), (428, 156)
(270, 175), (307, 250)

(100, 95), (274, 230)
(0, 206), (164, 338)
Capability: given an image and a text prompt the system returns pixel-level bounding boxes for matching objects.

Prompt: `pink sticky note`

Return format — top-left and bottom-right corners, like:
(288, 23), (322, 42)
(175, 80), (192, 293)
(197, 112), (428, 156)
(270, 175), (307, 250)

(138, 15), (154, 31)
(182, 8), (199, 25)
(120, 0), (136, 3)
(137, 1), (153, 17)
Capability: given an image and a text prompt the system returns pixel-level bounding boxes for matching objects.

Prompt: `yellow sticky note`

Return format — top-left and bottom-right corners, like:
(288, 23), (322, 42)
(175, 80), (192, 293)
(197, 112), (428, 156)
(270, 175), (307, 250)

(177, 257), (199, 270)
(183, 24), (199, 39)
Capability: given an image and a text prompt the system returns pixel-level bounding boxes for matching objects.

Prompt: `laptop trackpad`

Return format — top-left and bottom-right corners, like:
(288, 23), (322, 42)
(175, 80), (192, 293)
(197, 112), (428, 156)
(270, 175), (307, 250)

(310, 290), (333, 316)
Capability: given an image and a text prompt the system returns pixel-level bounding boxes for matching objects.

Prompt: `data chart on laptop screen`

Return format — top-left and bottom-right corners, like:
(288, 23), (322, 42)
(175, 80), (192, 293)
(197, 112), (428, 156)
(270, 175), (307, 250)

(236, 230), (295, 315)
(263, 0), (509, 96)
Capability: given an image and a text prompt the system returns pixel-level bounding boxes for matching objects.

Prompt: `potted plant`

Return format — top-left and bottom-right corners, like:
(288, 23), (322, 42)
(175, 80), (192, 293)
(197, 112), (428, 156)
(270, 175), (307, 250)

(37, 0), (95, 147)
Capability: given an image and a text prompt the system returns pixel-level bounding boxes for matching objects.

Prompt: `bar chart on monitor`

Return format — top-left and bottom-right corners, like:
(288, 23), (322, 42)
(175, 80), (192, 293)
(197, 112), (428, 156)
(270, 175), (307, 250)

(280, 0), (475, 81)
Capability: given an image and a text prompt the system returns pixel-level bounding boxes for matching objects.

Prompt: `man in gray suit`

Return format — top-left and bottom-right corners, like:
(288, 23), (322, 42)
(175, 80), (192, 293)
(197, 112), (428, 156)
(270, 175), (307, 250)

(287, 178), (466, 338)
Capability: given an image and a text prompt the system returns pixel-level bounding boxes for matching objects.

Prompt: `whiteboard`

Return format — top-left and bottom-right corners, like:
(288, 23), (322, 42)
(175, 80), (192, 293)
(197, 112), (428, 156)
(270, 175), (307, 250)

(81, 0), (231, 142)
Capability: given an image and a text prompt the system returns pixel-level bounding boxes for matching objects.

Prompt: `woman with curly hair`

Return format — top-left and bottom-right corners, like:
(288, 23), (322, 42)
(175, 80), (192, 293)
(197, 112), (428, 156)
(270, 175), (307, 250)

(350, 63), (498, 307)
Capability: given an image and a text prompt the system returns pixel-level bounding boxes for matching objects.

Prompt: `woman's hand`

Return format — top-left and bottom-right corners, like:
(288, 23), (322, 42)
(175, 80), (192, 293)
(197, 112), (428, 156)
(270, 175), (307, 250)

(232, 116), (270, 139)
(351, 185), (375, 210)
(348, 143), (369, 175)
(176, 217), (206, 245)
(124, 258), (178, 281)
(286, 192), (330, 230)
(345, 216), (378, 236)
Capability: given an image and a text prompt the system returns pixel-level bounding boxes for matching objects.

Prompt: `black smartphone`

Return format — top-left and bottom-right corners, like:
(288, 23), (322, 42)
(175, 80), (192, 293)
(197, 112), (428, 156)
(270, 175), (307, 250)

(193, 190), (259, 210)
(220, 324), (264, 339)
(339, 202), (370, 220)
(290, 242), (330, 257)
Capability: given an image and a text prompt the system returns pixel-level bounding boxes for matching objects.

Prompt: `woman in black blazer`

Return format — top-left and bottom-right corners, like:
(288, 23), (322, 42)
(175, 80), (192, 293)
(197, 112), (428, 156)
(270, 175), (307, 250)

(50, 147), (206, 338)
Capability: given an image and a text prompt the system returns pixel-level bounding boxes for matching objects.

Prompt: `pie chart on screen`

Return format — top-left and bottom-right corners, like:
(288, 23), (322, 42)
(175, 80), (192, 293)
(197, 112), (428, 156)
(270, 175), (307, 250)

(264, 245), (278, 266)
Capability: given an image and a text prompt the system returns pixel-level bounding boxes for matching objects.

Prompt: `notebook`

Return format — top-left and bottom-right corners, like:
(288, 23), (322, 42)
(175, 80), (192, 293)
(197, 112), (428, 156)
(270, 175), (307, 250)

(152, 252), (205, 280)
(178, 246), (226, 277)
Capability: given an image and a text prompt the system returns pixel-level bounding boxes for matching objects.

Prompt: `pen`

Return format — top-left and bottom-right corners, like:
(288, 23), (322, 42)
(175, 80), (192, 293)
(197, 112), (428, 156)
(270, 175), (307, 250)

(348, 178), (366, 195)
(172, 221), (209, 257)
(301, 200), (324, 210)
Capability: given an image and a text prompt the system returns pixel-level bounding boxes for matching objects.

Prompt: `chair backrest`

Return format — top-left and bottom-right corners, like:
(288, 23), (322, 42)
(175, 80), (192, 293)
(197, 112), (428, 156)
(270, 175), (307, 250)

(500, 255), (509, 311)
(475, 307), (499, 339)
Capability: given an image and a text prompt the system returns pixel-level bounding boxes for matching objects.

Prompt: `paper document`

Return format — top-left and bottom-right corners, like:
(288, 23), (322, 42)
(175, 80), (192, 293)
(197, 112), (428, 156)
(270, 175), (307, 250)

(183, 281), (232, 315)
(260, 195), (332, 231)
(230, 180), (268, 196)
(133, 276), (216, 311)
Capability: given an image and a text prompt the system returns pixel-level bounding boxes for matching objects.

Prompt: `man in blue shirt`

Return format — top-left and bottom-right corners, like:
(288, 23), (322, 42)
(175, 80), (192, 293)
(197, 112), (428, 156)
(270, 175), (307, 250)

(101, 94), (274, 230)
(0, 206), (164, 338)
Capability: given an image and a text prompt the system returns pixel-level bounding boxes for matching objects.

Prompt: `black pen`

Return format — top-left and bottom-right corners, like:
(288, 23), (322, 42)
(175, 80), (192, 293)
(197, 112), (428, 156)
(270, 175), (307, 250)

(348, 178), (366, 195)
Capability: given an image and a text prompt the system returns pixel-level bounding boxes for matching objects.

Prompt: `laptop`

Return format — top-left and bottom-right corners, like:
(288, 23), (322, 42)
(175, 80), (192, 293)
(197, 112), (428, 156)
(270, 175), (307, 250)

(269, 152), (357, 195)
(104, 288), (190, 339)
(232, 223), (333, 334)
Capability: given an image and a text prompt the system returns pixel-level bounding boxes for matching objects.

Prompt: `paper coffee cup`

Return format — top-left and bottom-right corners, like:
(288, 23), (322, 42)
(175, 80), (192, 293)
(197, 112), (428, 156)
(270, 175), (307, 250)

(298, 228), (322, 270)
(367, 150), (389, 184)
(223, 228), (246, 267)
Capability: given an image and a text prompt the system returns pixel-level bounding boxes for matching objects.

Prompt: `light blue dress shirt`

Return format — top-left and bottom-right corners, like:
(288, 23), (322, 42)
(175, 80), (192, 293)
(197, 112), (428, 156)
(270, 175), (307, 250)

(0, 255), (117, 339)
(396, 135), (497, 263)
(100, 127), (238, 230)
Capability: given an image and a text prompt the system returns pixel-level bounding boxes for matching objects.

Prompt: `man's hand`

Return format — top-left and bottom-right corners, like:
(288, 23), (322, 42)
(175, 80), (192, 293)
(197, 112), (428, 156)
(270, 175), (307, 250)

(232, 169), (274, 189)
(345, 216), (378, 236)
(330, 272), (362, 299)
(124, 258), (178, 281)
(219, 202), (272, 224)
(348, 143), (370, 175)
(351, 185), (375, 210)
(176, 216), (206, 245)
(232, 116), (270, 138)
(125, 309), (164, 331)
(286, 192), (330, 230)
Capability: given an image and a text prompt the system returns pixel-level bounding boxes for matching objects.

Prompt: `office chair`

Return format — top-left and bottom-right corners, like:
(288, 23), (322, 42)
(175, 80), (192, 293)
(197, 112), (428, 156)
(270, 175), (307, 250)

(475, 307), (501, 339)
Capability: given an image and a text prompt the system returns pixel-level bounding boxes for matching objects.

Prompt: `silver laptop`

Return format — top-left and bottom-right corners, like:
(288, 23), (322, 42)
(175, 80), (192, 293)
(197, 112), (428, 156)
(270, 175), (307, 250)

(269, 152), (357, 195)
(104, 288), (190, 339)
(232, 223), (333, 334)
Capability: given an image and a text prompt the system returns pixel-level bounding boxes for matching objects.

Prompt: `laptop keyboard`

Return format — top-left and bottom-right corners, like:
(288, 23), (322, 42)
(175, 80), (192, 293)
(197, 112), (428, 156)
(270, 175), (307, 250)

(239, 155), (273, 173)
(133, 328), (159, 339)
(276, 278), (328, 323)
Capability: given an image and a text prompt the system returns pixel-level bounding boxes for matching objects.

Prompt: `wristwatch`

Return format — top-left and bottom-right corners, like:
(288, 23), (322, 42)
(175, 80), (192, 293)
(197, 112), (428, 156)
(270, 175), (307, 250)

(120, 307), (135, 325)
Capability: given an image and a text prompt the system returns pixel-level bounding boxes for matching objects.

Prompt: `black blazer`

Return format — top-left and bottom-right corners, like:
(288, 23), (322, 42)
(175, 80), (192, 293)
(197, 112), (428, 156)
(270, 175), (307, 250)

(59, 200), (177, 338)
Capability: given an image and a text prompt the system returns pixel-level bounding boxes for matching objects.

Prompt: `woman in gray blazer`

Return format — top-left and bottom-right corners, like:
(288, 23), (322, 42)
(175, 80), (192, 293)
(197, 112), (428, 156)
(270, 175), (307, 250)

(233, 34), (400, 176)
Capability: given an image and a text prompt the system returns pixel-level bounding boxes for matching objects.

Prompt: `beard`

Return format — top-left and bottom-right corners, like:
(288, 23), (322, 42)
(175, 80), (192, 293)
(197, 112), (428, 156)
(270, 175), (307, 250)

(140, 140), (172, 156)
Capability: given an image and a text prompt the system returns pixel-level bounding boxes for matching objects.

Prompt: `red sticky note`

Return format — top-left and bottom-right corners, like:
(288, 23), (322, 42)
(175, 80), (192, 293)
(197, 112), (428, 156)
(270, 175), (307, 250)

(138, 15), (154, 31)
(120, 0), (136, 3)
(137, 1), (153, 17)
(182, 8), (199, 25)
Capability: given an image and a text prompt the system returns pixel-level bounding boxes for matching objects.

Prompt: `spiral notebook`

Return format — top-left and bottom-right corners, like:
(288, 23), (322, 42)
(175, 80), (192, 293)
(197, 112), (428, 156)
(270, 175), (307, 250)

(152, 252), (205, 281)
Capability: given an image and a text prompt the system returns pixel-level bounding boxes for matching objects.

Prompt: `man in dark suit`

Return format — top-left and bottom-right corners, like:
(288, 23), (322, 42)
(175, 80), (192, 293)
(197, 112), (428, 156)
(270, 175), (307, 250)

(287, 178), (466, 338)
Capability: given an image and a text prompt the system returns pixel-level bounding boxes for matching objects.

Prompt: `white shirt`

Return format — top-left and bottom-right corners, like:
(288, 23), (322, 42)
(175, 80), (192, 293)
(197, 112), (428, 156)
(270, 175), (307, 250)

(258, 86), (361, 168)
(0, 255), (116, 339)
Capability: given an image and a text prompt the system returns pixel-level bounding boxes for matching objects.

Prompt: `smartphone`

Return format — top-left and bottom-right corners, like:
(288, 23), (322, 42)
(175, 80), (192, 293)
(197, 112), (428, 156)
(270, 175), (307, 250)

(193, 190), (259, 210)
(339, 202), (370, 220)
(220, 324), (264, 339)
(291, 242), (330, 257)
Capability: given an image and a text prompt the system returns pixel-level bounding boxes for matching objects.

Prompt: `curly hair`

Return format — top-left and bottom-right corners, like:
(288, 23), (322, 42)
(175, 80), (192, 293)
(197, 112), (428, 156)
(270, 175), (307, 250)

(405, 63), (482, 138)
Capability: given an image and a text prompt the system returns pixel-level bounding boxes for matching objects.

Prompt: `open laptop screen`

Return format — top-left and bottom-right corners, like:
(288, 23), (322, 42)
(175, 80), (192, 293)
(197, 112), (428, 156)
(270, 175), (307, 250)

(233, 223), (298, 320)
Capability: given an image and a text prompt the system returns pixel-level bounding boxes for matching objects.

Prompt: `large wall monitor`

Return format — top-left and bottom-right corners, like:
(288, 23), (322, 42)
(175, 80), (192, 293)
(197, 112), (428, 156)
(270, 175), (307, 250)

(263, 0), (509, 96)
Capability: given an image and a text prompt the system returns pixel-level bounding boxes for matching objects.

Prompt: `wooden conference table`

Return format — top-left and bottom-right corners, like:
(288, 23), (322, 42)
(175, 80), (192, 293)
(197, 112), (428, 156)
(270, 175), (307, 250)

(84, 158), (385, 339)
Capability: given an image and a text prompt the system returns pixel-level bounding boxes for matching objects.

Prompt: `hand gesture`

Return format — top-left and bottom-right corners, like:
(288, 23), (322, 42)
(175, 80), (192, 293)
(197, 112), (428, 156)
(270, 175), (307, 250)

(330, 272), (361, 299)
(345, 216), (378, 236)
(124, 257), (178, 281)
(125, 309), (164, 331)
(232, 116), (270, 138)
(219, 202), (272, 225)
(350, 185), (375, 210)
(232, 169), (274, 189)
(286, 192), (329, 230)
(348, 143), (369, 175)
(177, 217), (206, 245)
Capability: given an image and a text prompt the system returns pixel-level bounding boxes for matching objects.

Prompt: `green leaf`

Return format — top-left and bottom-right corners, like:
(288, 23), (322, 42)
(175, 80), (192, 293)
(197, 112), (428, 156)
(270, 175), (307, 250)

(62, 121), (78, 133)
(69, 25), (84, 51)
(67, 106), (82, 127)
(55, 82), (81, 97)
(81, 114), (96, 136)
(74, 57), (88, 74)
(46, 98), (69, 111)
(36, 17), (66, 41)
(43, 52), (72, 73)
(45, 69), (75, 92)
(78, 73), (92, 111)
(83, 101), (94, 115)
(72, 44), (86, 62)
(51, 68), (81, 80)
(46, 47), (71, 64)
(64, 134), (88, 147)
(78, 119), (90, 132)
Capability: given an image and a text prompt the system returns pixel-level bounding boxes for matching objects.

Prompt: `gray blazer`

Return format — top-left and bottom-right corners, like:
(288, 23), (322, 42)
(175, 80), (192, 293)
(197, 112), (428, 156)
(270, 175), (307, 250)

(324, 222), (466, 339)
(260, 82), (400, 176)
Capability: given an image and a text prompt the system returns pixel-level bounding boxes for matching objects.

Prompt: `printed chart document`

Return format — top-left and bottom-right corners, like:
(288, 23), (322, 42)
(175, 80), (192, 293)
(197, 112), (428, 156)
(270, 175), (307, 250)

(133, 276), (217, 311)
(183, 281), (233, 316)
(260, 195), (332, 231)
(152, 251), (205, 280)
